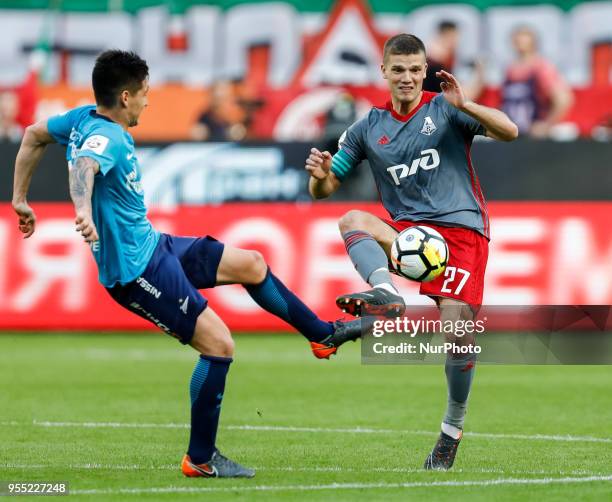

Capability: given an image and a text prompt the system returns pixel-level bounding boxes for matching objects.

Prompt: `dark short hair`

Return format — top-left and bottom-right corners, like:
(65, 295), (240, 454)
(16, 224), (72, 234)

(438, 20), (458, 33)
(383, 34), (426, 63)
(92, 50), (149, 108)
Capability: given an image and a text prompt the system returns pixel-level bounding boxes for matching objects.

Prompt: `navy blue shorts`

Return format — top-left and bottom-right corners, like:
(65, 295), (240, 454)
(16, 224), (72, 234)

(106, 233), (225, 345)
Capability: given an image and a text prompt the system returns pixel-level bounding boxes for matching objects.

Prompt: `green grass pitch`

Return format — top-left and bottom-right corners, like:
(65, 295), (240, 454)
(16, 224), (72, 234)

(1, 333), (611, 501)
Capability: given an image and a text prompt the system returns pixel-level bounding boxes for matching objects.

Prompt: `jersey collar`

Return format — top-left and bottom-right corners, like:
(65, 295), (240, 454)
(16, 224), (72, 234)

(384, 91), (437, 122)
(91, 109), (118, 124)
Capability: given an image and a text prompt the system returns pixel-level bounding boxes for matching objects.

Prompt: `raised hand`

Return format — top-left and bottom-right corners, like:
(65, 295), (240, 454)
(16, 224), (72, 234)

(437, 70), (467, 110)
(305, 148), (332, 180)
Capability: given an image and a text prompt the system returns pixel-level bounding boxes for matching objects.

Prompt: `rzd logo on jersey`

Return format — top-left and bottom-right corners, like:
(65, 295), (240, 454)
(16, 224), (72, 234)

(386, 149), (440, 185)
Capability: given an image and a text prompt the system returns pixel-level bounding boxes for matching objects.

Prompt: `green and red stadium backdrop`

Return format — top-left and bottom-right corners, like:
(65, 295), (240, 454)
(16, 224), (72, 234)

(2, 0), (611, 139)
(0, 1), (600, 13)
(0, 202), (610, 331)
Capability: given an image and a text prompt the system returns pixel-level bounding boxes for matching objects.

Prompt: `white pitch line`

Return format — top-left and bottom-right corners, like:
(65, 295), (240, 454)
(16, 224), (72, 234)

(70, 475), (612, 495)
(1, 420), (610, 444)
(31, 420), (189, 429)
(226, 424), (612, 444)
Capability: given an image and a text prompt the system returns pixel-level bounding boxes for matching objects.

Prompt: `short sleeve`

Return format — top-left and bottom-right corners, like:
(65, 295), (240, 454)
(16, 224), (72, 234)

(453, 108), (486, 137)
(76, 131), (121, 176)
(337, 117), (367, 163)
(47, 109), (79, 145)
(440, 97), (486, 138)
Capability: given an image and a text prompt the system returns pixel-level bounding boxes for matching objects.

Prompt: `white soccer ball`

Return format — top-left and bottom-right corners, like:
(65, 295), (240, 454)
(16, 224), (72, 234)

(390, 225), (449, 282)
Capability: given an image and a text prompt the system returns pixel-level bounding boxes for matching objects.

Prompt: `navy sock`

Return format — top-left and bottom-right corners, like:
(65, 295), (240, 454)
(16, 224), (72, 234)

(187, 354), (232, 464)
(245, 268), (333, 342)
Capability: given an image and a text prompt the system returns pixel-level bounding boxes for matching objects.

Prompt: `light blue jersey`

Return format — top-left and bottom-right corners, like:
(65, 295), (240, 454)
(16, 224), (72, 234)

(47, 105), (160, 287)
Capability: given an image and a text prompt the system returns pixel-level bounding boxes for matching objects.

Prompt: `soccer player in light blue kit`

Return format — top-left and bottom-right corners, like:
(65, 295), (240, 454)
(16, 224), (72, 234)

(12, 50), (362, 479)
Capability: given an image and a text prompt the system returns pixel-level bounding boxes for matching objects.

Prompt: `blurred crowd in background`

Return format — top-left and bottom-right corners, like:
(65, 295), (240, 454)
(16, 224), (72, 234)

(1, 0), (612, 144)
(189, 21), (583, 144)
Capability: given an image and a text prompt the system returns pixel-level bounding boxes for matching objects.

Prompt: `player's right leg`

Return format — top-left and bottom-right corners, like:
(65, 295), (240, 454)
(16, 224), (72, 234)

(170, 235), (365, 359)
(218, 245), (368, 358)
(336, 209), (405, 317)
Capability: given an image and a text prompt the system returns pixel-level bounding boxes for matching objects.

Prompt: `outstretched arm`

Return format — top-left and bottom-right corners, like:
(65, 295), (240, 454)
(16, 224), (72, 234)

(69, 156), (100, 243)
(437, 70), (519, 142)
(12, 120), (56, 238)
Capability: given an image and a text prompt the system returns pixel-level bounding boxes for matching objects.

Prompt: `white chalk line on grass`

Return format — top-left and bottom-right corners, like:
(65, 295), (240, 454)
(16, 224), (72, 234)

(0, 462), (608, 478)
(69, 475), (612, 496)
(2, 420), (609, 444)
(32, 420), (190, 429)
(226, 424), (612, 444)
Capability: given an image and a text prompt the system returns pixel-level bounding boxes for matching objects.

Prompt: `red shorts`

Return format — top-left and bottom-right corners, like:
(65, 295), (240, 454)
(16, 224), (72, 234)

(383, 219), (489, 310)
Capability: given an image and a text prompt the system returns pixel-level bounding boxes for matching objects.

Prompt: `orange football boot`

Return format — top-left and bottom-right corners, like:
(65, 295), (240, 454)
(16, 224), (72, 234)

(310, 341), (337, 359)
(181, 451), (255, 478)
(309, 319), (367, 359)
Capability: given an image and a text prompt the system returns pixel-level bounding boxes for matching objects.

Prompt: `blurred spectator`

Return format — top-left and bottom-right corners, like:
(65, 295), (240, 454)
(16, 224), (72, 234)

(424, 20), (484, 101)
(234, 80), (265, 139)
(501, 26), (574, 138)
(0, 68), (40, 142)
(322, 92), (357, 154)
(424, 21), (459, 93)
(0, 90), (24, 142)
(15, 70), (39, 130)
(190, 81), (247, 142)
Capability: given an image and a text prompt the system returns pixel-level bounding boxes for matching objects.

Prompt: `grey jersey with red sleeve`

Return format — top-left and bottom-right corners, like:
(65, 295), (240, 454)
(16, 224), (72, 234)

(332, 92), (489, 238)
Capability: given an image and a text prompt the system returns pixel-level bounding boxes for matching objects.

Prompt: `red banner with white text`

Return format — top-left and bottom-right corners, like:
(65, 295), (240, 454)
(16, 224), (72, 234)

(0, 202), (610, 331)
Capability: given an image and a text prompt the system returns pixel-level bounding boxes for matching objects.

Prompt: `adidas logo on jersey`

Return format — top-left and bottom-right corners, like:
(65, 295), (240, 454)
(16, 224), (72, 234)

(377, 135), (390, 145)
(420, 116), (437, 136)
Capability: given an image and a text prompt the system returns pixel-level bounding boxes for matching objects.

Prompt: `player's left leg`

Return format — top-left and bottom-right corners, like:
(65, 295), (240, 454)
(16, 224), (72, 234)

(420, 226), (487, 470)
(424, 297), (476, 470)
(416, 225), (487, 470)
(182, 307), (254, 478)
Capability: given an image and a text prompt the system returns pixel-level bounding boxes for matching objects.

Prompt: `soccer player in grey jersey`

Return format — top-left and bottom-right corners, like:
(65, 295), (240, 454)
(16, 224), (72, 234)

(305, 34), (518, 470)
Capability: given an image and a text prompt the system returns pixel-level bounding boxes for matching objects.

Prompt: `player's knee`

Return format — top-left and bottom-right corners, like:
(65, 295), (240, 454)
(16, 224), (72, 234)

(217, 333), (235, 357)
(246, 250), (267, 284)
(439, 300), (473, 323)
(338, 209), (367, 234)
(204, 327), (234, 357)
(191, 317), (235, 357)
